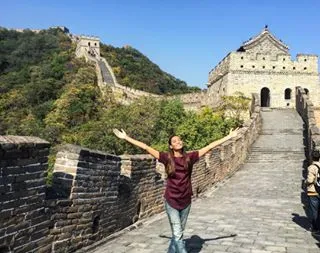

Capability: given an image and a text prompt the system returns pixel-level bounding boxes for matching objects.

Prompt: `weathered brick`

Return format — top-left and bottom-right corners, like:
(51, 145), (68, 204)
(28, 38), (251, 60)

(30, 228), (49, 241)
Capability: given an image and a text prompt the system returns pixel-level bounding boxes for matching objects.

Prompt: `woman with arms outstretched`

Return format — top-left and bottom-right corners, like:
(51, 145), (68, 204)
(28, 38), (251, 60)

(113, 128), (238, 253)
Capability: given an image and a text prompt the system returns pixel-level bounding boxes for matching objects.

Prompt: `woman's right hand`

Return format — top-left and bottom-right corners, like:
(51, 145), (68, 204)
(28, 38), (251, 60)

(113, 128), (127, 139)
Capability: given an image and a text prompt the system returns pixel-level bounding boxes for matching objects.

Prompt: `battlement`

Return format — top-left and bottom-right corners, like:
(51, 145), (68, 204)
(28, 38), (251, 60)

(209, 52), (319, 87)
(3, 26), (70, 34)
(0, 94), (262, 252)
(208, 54), (231, 85)
(77, 35), (100, 41)
(7, 28), (42, 33)
(75, 35), (101, 60)
(207, 27), (320, 109)
(229, 52), (318, 73)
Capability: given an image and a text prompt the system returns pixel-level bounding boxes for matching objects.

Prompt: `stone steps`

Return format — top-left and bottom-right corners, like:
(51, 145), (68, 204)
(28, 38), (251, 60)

(98, 60), (115, 84)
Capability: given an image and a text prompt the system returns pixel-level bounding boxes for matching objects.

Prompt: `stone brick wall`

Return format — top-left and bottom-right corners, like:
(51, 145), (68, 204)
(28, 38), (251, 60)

(111, 83), (209, 111)
(75, 36), (100, 60)
(0, 94), (261, 253)
(208, 52), (320, 108)
(295, 87), (320, 162)
(0, 136), (52, 253)
(207, 29), (320, 109)
(47, 93), (261, 252)
(48, 145), (164, 252)
(172, 91), (208, 111)
(76, 44), (210, 110)
(243, 38), (288, 56)
(191, 95), (261, 195)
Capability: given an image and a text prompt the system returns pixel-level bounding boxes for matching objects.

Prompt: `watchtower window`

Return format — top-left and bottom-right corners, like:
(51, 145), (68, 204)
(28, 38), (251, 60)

(241, 56), (244, 59)
(285, 88), (291, 100)
(95, 43), (97, 46)
(283, 58), (286, 61)
(283, 66), (286, 70)
(293, 67), (296, 70)
(304, 67), (307, 70)
(240, 65), (244, 68)
(262, 66), (265, 69)
(252, 65), (255, 68)
(304, 59), (307, 62)
(273, 66), (276, 69)
(262, 57), (265, 60)
(88, 42), (91, 46)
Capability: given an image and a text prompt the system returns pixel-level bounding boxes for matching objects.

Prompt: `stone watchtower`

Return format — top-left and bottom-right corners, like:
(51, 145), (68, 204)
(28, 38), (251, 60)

(75, 35), (100, 59)
(207, 27), (320, 108)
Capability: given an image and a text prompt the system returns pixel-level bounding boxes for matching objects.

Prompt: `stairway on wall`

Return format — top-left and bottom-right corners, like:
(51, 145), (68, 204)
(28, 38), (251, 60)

(242, 109), (306, 204)
(97, 59), (115, 85)
(247, 109), (305, 163)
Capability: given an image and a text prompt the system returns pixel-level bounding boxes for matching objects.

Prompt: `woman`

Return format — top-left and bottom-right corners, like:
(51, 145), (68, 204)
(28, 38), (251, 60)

(113, 128), (238, 253)
(306, 150), (320, 235)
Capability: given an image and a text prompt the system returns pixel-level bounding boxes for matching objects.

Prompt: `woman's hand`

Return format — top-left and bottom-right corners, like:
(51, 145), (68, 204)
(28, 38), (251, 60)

(229, 127), (239, 138)
(112, 128), (160, 159)
(113, 128), (127, 139)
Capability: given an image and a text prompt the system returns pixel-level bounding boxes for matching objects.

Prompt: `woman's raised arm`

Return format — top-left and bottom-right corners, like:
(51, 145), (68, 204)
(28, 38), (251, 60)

(198, 128), (239, 157)
(113, 129), (160, 159)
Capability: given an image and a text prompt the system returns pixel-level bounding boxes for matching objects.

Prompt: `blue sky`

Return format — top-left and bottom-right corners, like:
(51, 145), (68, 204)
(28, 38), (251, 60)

(1, 0), (320, 89)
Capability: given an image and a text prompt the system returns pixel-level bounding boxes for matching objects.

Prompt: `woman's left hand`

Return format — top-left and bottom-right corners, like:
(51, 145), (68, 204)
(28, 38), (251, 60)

(229, 127), (239, 138)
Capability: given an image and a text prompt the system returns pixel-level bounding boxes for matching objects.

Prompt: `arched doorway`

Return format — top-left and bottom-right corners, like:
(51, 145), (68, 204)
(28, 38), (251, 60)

(260, 87), (270, 107)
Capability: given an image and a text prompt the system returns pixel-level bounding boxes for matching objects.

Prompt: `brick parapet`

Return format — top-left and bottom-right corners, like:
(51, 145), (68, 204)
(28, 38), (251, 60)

(0, 136), (52, 253)
(47, 93), (261, 252)
(0, 93), (261, 252)
(296, 87), (320, 162)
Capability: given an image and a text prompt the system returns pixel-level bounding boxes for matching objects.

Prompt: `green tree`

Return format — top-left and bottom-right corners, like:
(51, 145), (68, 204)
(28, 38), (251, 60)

(219, 92), (251, 126)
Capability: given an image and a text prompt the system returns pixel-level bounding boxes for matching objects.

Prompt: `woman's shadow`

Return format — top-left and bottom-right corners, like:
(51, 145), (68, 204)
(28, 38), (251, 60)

(186, 234), (236, 252)
(159, 234), (237, 252)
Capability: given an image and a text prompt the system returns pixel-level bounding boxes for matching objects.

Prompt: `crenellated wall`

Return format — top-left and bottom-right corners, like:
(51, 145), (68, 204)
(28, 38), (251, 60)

(0, 94), (261, 252)
(207, 28), (320, 109)
(0, 136), (52, 253)
(47, 93), (261, 252)
(75, 39), (209, 110)
(208, 52), (320, 109)
(48, 146), (164, 252)
(172, 91), (208, 111)
(75, 36), (100, 60)
(295, 87), (320, 162)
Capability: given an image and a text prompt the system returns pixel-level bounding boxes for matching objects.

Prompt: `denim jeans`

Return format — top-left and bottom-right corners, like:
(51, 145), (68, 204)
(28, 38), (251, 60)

(165, 201), (191, 253)
(309, 195), (320, 231)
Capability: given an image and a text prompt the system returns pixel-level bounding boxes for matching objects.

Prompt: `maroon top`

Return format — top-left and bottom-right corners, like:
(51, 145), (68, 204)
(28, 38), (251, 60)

(159, 151), (199, 210)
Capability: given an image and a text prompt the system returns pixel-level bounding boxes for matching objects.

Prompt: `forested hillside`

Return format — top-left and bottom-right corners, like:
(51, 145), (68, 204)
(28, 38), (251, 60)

(100, 44), (200, 94)
(0, 27), (247, 161)
(0, 28), (102, 143)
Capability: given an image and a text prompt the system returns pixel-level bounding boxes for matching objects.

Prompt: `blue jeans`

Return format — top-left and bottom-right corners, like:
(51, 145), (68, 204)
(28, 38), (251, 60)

(309, 195), (320, 231)
(165, 201), (191, 253)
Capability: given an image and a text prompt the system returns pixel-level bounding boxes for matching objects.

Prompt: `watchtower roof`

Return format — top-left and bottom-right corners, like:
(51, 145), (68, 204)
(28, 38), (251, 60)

(237, 26), (289, 54)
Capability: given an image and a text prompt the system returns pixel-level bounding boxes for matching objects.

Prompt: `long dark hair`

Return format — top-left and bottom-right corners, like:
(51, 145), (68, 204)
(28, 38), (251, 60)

(166, 135), (191, 176)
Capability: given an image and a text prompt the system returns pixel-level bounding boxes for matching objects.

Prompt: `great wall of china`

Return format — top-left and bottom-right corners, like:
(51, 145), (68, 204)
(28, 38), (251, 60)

(1, 27), (320, 252)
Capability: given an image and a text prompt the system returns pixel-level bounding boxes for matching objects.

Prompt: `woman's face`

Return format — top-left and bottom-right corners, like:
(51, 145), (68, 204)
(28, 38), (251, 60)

(169, 136), (183, 151)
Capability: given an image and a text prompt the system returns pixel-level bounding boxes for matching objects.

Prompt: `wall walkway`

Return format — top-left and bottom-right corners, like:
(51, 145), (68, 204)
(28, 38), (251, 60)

(88, 109), (320, 253)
